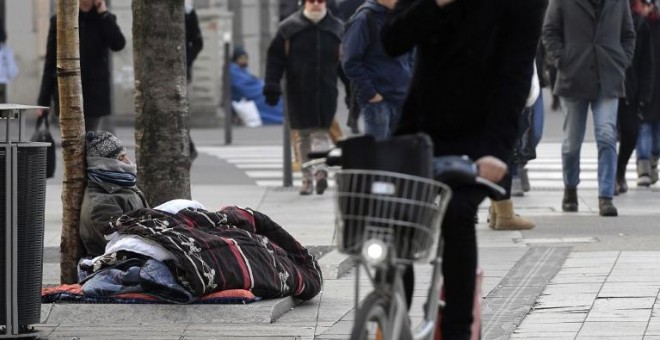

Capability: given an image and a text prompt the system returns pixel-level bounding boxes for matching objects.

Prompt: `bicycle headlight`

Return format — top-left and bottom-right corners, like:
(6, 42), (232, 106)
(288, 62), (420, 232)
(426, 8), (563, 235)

(362, 239), (388, 265)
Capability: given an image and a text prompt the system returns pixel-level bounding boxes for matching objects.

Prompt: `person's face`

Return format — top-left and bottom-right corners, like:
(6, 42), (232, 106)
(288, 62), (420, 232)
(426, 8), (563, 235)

(377, 0), (397, 9)
(118, 153), (132, 165)
(79, 0), (94, 13)
(304, 0), (327, 13)
(236, 55), (249, 68)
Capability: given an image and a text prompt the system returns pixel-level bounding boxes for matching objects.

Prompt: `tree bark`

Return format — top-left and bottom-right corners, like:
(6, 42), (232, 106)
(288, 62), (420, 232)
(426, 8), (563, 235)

(57, 0), (86, 284)
(133, 0), (191, 206)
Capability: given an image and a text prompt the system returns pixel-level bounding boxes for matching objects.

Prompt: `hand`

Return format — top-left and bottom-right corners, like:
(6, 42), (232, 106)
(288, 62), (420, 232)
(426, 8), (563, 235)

(368, 93), (383, 103)
(475, 156), (507, 183)
(36, 108), (48, 117)
(95, 0), (108, 14)
(436, 0), (456, 7)
(264, 94), (280, 106)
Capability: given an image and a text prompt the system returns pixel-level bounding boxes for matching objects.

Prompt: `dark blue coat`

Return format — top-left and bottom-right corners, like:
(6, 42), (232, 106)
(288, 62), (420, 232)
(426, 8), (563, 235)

(341, 0), (413, 107)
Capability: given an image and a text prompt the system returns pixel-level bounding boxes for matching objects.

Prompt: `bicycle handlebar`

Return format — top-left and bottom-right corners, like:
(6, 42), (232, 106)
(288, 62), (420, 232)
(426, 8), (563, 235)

(432, 156), (507, 199)
(305, 148), (506, 199)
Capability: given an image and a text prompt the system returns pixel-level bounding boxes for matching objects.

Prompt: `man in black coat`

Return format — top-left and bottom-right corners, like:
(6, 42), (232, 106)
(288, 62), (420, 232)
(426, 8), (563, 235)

(382, 0), (547, 339)
(37, 0), (126, 132)
(265, 0), (343, 195)
(542, 0), (636, 216)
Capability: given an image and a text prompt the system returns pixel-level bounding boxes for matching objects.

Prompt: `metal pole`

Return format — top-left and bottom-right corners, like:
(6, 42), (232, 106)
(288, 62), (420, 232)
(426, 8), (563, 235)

(4, 144), (12, 336)
(223, 33), (232, 145)
(9, 146), (17, 335)
(282, 80), (293, 187)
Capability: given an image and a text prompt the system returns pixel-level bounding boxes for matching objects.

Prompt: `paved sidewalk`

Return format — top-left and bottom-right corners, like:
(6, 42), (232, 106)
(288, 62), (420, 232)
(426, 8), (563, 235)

(27, 124), (660, 339)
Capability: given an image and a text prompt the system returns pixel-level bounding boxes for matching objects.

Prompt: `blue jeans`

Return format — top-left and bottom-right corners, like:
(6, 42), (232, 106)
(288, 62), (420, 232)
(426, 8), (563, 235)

(636, 121), (660, 160)
(362, 100), (402, 141)
(561, 96), (618, 198)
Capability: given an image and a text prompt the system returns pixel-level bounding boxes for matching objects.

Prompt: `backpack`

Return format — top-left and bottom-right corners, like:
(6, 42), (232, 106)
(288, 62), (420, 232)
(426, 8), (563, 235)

(343, 5), (378, 133)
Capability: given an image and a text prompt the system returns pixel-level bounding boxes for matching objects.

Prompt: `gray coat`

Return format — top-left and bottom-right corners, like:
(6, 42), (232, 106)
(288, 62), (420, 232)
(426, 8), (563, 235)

(79, 182), (148, 257)
(542, 0), (636, 100)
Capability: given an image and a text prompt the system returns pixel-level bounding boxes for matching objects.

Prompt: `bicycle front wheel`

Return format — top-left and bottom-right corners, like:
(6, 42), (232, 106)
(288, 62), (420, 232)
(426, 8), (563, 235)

(350, 292), (390, 340)
(351, 292), (413, 340)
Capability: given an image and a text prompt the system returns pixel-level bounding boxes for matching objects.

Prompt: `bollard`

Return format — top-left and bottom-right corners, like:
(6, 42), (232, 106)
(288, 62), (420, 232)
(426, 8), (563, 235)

(282, 80), (293, 187)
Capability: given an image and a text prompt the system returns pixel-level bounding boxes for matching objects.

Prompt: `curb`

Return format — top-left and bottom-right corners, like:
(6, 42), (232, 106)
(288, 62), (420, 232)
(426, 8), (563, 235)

(319, 249), (355, 280)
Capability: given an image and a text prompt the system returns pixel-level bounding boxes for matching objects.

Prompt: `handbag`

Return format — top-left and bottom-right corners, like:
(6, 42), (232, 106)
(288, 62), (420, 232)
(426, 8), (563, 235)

(30, 114), (56, 178)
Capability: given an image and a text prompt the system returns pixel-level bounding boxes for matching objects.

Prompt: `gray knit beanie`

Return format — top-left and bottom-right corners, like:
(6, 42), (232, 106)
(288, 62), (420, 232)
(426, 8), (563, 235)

(85, 131), (125, 159)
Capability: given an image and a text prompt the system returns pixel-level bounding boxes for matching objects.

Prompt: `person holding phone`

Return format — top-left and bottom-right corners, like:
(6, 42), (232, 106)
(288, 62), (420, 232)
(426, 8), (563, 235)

(37, 0), (126, 132)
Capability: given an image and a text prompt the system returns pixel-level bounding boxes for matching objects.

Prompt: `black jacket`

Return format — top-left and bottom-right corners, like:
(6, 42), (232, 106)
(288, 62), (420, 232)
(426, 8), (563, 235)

(624, 14), (654, 107)
(382, 0), (547, 163)
(542, 0), (636, 100)
(185, 8), (204, 70)
(38, 11), (125, 118)
(264, 11), (343, 130)
(644, 18), (660, 121)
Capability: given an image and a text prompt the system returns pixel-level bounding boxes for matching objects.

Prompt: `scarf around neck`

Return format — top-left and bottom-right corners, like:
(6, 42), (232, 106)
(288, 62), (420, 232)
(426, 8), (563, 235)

(87, 156), (138, 191)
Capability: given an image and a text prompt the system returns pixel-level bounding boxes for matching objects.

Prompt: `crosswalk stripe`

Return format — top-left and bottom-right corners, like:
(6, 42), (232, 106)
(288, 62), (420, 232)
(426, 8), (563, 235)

(199, 143), (648, 190)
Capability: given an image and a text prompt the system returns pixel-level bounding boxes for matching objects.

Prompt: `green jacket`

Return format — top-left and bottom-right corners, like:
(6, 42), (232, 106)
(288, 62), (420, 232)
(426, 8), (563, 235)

(79, 182), (148, 257)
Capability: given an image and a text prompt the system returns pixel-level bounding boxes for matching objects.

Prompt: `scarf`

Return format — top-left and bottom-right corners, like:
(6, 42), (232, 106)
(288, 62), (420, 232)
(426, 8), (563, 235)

(87, 156), (138, 190)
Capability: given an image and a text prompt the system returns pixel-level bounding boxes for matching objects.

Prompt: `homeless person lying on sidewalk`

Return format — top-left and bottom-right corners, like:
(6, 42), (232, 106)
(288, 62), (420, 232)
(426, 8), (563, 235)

(77, 202), (323, 303)
(76, 132), (322, 303)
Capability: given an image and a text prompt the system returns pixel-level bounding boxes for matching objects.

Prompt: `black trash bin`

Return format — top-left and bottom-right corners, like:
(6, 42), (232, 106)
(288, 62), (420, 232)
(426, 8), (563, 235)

(1, 104), (49, 338)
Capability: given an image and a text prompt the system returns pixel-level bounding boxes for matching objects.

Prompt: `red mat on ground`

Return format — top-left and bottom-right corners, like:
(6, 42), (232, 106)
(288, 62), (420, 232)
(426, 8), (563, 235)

(42, 284), (259, 304)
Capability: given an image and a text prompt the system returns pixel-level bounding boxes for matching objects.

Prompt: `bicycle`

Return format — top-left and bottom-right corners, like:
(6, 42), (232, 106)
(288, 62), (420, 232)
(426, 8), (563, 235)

(305, 134), (505, 340)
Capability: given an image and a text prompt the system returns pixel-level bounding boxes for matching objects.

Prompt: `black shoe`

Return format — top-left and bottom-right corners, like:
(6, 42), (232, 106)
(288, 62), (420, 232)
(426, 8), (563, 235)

(598, 198), (618, 217)
(562, 188), (578, 212)
(615, 178), (628, 195)
(315, 170), (328, 195)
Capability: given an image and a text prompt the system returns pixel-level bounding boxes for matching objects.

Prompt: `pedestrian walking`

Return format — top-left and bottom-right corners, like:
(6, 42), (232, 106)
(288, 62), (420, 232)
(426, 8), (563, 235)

(37, 0), (126, 132)
(382, 0), (547, 338)
(637, 3), (660, 185)
(616, 0), (655, 193)
(542, 0), (636, 216)
(489, 62), (539, 231)
(341, 0), (413, 141)
(185, 4), (204, 161)
(264, 0), (343, 195)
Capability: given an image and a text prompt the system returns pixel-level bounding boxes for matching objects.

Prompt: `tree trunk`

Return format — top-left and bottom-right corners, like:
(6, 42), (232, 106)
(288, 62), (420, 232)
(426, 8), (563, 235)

(133, 0), (191, 206)
(57, 0), (86, 284)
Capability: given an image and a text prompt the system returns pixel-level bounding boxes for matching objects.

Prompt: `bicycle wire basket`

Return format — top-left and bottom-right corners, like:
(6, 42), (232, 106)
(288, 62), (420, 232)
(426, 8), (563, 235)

(334, 169), (452, 261)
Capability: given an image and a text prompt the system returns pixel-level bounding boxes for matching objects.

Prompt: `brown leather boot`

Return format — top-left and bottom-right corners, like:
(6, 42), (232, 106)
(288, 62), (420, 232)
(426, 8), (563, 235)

(491, 199), (535, 230)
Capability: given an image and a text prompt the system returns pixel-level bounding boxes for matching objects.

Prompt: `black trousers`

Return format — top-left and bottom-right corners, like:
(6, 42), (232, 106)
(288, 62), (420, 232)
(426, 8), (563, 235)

(404, 185), (488, 340)
(617, 102), (641, 180)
